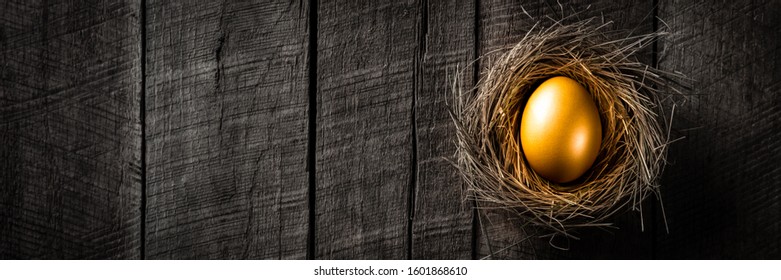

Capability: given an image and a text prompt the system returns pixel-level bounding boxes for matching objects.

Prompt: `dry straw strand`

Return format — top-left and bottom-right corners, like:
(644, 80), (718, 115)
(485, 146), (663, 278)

(450, 17), (684, 243)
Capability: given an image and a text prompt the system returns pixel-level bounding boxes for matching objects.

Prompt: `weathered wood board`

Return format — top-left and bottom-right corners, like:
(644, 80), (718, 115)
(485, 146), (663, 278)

(315, 0), (417, 259)
(656, 0), (781, 259)
(144, 0), (310, 259)
(0, 0), (142, 259)
(412, 0), (475, 259)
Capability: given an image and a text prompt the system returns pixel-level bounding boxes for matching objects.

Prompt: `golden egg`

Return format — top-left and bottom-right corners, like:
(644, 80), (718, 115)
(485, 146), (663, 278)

(520, 76), (602, 183)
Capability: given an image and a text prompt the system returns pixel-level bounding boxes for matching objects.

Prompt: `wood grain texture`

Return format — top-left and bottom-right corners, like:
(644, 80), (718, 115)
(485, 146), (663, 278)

(656, 0), (781, 259)
(316, 0), (417, 259)
(0, 0), (142, 259)
(412, 0), (475, 259)
(144, 0), (309, 259)
(3, 0), (779, 260)
(476, 0), (657, 259)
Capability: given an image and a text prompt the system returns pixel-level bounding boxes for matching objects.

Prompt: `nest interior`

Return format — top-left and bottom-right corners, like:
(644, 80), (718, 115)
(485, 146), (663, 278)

(452, 18), (681, 240)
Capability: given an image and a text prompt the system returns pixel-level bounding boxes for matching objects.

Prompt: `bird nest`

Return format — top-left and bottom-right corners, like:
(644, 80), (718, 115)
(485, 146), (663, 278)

(451, 18), (682, 242)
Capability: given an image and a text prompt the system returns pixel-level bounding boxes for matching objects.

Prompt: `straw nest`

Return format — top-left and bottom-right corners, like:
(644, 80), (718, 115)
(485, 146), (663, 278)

(451, 18), (682, 242)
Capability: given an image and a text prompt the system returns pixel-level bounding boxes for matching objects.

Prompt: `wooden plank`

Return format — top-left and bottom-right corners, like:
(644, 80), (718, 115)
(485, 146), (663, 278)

(144, 0), (310, 259)
(656, 0), (781, 259)
(0, 0), (142, 259)
(316, 0), (418, 259)
(476, 0), (656, 259)
(412, 0), (475, 259)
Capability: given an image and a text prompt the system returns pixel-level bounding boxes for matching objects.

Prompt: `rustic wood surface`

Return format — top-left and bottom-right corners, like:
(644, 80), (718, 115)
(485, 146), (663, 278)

(412, 0), (475, 259)
(1, 0), (142, 258)
(1, 0), (779, 259)
(144, 0), (310, 259)
(315, 0), (416, 259)
(656, 0), (781, 259)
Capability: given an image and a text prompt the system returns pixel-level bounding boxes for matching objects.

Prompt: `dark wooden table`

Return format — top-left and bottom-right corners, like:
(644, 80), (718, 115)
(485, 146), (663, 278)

(2, 0), (779, 259)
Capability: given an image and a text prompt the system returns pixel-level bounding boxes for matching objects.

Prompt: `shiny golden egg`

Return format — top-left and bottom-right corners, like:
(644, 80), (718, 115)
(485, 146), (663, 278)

(520, 76), (602, 183)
